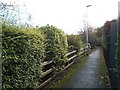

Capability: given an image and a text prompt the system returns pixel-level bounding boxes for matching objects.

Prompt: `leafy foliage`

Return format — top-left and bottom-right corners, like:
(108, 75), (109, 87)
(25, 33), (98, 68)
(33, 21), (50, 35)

(40, 25), (68, 71)
(67, 34), (84, 52)
(78, 27), (103, 48)
(2, 24), (45, 88)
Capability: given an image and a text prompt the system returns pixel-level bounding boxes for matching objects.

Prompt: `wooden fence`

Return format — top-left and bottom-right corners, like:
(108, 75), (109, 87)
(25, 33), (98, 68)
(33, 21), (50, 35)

(39, 47), (90, 88)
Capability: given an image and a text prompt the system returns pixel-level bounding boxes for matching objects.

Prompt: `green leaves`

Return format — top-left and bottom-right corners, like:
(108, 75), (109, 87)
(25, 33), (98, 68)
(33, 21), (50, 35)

(2, 24), (45, 88)
(67, 34), (83, 52)
(40, 25), (68, 70)
(2, 24), (69, 88)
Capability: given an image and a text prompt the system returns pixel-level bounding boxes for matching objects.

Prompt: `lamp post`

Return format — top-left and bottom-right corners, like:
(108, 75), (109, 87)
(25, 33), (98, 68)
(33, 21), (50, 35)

(86, 5), (92, 47)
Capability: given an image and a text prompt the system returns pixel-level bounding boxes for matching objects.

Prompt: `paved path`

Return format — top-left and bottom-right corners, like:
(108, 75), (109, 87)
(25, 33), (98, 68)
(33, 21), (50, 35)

(63, 47), (109, 88)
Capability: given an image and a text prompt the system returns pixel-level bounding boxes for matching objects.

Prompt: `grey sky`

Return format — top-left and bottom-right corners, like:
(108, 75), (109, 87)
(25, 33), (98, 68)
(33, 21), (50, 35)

(1, 0), (120, 34)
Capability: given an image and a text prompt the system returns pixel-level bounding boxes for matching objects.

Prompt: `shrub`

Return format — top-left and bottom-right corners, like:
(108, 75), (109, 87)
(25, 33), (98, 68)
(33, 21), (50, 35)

(40, 25), (68, 71)
(2, 24), (45, 88)
(67, 34), (83, 52)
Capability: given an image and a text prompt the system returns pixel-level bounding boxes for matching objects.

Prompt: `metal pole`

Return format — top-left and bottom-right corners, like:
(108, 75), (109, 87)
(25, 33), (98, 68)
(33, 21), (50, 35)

(86, 5), (92, 47)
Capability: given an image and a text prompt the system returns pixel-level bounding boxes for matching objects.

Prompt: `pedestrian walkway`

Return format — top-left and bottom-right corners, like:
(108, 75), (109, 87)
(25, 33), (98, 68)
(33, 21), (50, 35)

(63, 47), (110, 88)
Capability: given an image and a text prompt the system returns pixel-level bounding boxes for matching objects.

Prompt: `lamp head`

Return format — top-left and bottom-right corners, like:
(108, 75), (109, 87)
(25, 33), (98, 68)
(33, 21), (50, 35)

(86, 5), (92, 7)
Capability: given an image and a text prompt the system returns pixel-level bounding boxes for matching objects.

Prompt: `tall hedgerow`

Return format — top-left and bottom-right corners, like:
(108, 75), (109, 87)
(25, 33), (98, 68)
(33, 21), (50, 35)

(67, 34), (83, 52)
(40, 25), (68, 71)
(2, 24), (45, 88)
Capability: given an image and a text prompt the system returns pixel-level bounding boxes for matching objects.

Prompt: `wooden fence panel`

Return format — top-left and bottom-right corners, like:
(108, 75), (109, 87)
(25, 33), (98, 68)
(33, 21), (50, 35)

(39, 47), (89, 88)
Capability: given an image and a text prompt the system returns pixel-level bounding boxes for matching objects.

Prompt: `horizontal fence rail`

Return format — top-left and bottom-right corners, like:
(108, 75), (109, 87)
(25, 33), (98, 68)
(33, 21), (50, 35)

(65, 50), (77, 56)
(39, 46), (90, 88)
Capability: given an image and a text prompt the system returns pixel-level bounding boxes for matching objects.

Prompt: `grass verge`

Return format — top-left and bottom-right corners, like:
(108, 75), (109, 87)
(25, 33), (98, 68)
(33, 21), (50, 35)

(99, 48), (111, 88)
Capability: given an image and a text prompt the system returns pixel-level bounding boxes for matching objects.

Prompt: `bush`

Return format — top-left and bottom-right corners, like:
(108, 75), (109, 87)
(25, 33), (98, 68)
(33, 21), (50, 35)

(67, 34), (83, 52)
(2, 24), (45, 88)
(40, 25), (68, 71)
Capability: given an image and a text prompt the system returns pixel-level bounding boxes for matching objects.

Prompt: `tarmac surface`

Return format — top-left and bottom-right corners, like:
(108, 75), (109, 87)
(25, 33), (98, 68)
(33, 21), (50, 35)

(63, 47), (110, 88)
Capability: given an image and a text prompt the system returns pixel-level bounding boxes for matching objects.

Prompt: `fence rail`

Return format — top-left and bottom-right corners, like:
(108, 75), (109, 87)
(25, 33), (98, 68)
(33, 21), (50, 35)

(41, 61), (53, 67)
(40, 46), (90, 88)
(65, 50), (77, 56)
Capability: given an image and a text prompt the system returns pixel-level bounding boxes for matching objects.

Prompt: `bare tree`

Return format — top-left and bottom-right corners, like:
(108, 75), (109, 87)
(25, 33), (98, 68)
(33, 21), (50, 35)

(0, 2), (32, 27)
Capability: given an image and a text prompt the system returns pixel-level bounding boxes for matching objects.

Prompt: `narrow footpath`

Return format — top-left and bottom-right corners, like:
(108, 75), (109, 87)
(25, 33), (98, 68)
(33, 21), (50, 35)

(63, 47), (110, 88)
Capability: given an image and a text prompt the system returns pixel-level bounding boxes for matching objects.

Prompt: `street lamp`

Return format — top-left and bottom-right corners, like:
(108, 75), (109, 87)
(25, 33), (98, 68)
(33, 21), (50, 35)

(86, 4), (92, 47)
(86, 5), (92, 7)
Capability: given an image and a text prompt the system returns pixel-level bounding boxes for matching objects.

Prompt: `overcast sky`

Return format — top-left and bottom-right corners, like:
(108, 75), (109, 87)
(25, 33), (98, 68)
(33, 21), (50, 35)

(1, 0), (120, 34)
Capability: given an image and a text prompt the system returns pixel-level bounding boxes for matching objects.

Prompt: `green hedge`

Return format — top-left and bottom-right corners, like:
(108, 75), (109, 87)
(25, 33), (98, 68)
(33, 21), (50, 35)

(40, 25), (68, 70)
(2, 24), (45, 88)
(2, 24), (69, 88)
(67, 34), (83, 52)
